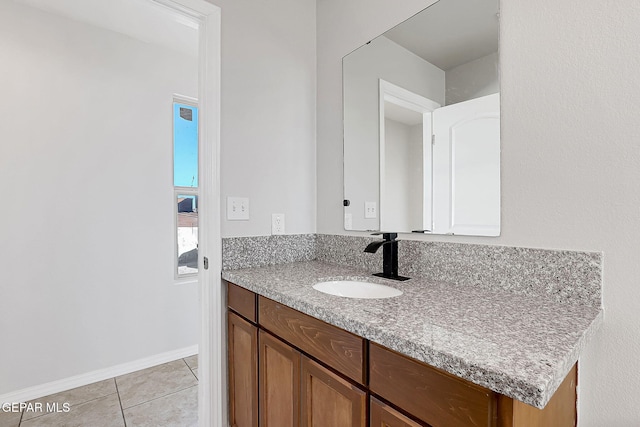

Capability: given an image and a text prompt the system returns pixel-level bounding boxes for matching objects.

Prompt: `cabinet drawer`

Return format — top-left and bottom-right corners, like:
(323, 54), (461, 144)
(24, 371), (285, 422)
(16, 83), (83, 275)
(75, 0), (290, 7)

(258, 296), (364, 384)
(369, 343), (497, 427)
(370, 396), (425, 427)
(227, 281), (257, 323)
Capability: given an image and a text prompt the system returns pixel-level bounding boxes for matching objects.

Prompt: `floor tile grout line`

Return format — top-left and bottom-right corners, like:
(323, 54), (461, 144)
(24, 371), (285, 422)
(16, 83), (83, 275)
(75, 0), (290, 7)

(120, 384), (199, 412)
(182, 357), (192, 370)
(115, 358), (194, 383)
(184, 357), (199, 381)
(14, 357), (198, 426)
(113, 377), (127, 427)
(182, 356), (198, 372)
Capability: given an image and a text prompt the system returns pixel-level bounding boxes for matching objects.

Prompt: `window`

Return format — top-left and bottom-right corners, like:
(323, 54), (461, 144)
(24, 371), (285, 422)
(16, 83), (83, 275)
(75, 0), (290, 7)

(174, 98), (199, 278)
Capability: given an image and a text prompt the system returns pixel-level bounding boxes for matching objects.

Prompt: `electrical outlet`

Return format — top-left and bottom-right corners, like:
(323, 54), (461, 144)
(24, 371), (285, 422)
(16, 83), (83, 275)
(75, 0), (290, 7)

(344, 213), (353, 230)
(271, 213), (285, 235)
(364, 201), (377, 219)
(227, 197), (249, 220)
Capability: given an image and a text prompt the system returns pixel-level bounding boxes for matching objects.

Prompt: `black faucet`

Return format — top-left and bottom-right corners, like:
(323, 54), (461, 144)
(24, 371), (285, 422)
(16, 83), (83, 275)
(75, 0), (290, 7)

(364, 232), (410, 281)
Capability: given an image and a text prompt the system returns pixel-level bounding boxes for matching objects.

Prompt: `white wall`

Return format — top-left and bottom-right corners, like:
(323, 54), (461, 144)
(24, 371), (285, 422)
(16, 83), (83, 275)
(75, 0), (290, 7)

(0, 1), (199, 395)
(209, 0), (317, 237)
(382, 119), (423, 231)
(343, 35), (444, 230)
(445, 51), (499, 106)
(317, 0), (640, 424)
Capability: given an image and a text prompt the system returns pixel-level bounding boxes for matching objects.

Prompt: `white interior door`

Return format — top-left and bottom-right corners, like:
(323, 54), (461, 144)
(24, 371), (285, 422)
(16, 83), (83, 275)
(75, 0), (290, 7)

(432, 93), (500, 236)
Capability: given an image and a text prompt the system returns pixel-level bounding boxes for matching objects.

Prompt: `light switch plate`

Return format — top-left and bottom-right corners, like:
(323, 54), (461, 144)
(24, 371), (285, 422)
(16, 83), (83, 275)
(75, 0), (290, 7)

(365, 201), (377, 219)
(227, 197), (249, 220)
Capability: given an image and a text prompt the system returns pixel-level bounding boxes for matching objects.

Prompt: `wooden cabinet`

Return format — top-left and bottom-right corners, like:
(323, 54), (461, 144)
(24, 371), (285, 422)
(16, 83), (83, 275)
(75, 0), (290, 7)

(228, 280), (257, 322)
(228, 311), (258, 427)
(370, 397), (424, 427)
(370, 342), (577, 427)
(369, 343), (496, 427)
(258, 327), (366, 427)
(259, 296), (364, 384)
(301, 356), (366, 427)
(227, 281), (577, 427)
(496, 364), (577, 427)
(259, 330), (300, 427)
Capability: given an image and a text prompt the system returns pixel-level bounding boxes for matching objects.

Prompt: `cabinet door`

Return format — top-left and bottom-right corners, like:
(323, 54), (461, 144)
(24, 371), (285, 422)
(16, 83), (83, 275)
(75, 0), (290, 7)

(259, 296), (364, 384)
(369, 343), (496, 427)
(259, 330), (300, 427)
(228, 311), (258, 427)
(370, 397), (424, 427)
(300, 356), (366, 427)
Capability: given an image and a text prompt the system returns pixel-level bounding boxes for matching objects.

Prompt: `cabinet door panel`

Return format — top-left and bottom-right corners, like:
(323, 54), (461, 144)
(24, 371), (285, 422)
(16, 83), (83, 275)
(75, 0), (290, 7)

(259, 330), (300, 427)
(369, 343), (496, 427)
(259, 296), (364, 384)
(370, 396), (425, 427)
(300, 357), (366, 427)
(228, 312), (258, 427)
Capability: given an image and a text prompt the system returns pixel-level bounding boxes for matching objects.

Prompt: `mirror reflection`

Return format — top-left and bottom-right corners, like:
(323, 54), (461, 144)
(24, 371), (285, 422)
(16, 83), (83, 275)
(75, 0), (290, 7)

(343, 0), (500, 236)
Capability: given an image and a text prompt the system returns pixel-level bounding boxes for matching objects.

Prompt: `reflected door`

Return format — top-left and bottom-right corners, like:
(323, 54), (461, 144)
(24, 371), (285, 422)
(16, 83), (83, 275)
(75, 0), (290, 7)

(432, 93), (500, 236)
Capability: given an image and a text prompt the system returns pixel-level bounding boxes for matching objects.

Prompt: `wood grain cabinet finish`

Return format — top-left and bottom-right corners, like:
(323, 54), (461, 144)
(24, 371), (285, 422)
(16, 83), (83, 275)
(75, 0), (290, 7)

(370, 343), (497, 427)
(259, 330), (301, 427)
(226, 282), (578, 427)
(227, 281), (257, 323)
(496, 364), (577, 427)
(259, 296), (364, 384)
(301, 356), (366, 427)
(228, 311), (258, 427)
(370, 397), (425, 427)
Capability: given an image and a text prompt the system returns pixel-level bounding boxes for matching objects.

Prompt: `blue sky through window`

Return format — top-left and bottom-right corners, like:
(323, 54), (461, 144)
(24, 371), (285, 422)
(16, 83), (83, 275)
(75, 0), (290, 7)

(173, 103), (198, 187)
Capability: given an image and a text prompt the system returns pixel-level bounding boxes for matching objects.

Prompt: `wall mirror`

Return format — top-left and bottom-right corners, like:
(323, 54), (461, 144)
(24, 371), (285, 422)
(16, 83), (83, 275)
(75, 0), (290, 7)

(343, 0), (500, 236)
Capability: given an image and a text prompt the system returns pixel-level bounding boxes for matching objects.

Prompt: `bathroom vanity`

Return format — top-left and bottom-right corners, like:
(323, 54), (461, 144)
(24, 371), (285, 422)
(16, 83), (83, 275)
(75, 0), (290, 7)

(223, 260), (602, 427)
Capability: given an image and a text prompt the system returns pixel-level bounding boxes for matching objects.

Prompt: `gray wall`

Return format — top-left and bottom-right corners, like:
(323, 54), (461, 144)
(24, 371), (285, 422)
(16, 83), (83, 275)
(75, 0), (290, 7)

(0, 0), (199, 395)
(446, 51), (499, 105)
(317, 0), (640, 424)
(213, 0), (317, 237)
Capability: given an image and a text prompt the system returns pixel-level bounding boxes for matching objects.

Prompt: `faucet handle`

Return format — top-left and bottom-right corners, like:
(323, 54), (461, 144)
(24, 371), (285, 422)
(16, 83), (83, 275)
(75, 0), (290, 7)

(371, 232), (398, 241)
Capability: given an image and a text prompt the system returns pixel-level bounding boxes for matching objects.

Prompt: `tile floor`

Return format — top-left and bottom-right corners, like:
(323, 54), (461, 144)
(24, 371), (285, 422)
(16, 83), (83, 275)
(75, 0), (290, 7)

(0, 355), (199, 427)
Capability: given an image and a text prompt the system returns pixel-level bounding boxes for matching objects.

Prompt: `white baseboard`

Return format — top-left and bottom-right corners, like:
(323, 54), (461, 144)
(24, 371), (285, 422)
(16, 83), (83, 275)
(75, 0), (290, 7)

(0, 345), (198, 404)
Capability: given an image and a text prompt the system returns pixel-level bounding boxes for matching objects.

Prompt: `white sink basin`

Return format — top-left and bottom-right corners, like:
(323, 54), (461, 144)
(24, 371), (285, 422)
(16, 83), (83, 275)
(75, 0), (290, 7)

(312, 280), (403, 299)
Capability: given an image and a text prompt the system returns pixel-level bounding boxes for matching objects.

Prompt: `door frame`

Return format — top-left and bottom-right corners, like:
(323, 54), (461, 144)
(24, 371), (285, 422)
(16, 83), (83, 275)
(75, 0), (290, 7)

(378, 79), (440, 232)
(152, 0), (222, 425)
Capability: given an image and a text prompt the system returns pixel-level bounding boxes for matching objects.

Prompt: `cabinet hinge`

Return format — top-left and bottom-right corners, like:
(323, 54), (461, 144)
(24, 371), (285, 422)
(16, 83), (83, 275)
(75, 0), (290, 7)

(431, 134), (436, 145)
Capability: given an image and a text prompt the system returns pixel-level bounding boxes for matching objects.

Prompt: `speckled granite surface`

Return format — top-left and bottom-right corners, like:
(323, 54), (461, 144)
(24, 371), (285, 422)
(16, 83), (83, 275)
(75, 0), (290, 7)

(222, 234), (316, 270)
(222, 261), (603, 409)
(317, 234), (603, 307)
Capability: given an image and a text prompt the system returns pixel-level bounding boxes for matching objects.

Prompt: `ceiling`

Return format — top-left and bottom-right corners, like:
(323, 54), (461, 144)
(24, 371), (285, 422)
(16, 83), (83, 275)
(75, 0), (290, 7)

(383, 0), (499, 71)
(11, 0), (199, 57)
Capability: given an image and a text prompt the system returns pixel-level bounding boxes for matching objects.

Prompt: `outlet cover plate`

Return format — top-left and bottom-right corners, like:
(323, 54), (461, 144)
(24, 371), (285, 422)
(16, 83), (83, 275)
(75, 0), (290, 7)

(271, 213), (285, 235)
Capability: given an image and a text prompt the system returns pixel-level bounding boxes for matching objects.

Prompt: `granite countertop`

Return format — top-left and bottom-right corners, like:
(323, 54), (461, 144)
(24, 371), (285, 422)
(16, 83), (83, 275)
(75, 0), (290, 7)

(222, 260), (603, 409)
